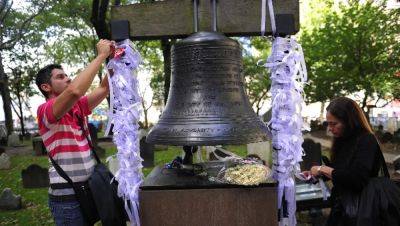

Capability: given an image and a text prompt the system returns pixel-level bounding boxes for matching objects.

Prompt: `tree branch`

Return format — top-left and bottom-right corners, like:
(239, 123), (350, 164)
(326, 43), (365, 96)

(0, 3), (46, 50)
(10, 99), (20, 119)
(0, 0), (12, 26)
(90, 0), (110, 39)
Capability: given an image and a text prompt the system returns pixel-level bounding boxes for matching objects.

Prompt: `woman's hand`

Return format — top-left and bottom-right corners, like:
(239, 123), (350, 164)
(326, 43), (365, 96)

(310, 165), (334, 179)
(310, 166), (321, 177)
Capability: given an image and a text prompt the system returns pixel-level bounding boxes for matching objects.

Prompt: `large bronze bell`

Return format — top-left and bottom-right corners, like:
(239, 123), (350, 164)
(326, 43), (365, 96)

(146, 31), (268, 145)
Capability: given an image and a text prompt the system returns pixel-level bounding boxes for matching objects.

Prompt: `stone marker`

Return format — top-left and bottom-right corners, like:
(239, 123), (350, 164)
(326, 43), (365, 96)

(7, 133), (21, 147)
(21, 164), (49, 188)
(247, 141), (272, 166)
(32, 136), (47, 156)
(0, 188), (21, 210)
(93, 146), (106, 158)
(107, 155), (119, 176)
(301, 138), (322, 171)
(0, 153), (11, 170)
(140, 136), (155, 168)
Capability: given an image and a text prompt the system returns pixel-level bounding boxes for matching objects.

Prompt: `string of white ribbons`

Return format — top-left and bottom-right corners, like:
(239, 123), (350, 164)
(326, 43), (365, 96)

(261, 0), (276, 37)
(106, 39), (143, 226)
(267, 36), (307, 226)
(260, 1), (308, 224)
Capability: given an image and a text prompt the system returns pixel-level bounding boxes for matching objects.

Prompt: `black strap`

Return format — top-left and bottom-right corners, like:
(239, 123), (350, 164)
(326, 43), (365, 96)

(50, 182), (87, 189)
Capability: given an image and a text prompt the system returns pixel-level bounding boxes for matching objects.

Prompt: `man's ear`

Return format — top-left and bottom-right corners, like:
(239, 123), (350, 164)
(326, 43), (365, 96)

(40, 83), (51, 93)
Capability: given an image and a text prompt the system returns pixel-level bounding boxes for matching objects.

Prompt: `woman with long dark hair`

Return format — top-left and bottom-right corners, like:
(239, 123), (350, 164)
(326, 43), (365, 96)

(304, 97), (386, 225)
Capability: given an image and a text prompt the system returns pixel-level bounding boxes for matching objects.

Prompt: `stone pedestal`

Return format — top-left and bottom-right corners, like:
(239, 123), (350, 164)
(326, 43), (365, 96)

(139, 165), (278, 226)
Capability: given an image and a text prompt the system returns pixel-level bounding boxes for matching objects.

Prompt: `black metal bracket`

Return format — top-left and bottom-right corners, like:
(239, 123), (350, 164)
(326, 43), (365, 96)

(275, 14), (296, 37)
(110, 20), (130, 41)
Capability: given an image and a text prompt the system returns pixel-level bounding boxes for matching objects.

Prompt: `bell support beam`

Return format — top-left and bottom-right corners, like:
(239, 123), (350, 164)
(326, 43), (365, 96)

(111, 0), (299, 40)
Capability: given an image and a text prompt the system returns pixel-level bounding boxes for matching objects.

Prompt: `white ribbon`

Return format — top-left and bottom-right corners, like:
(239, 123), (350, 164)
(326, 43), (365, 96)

(268, 0), (276, 36)
(261, 36), (308, 226)
(106, 39), (143, 226)
(261, 0), (267, 36)
(261, 0), (277, 37)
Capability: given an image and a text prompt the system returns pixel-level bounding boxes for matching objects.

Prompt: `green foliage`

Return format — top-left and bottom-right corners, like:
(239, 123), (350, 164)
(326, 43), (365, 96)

(241, 37), (272, 115)
(300, 1), (400, 108)
(136, 40), (165, 106)
(40, 1), (97, 67)
(0, 155), (54, 226)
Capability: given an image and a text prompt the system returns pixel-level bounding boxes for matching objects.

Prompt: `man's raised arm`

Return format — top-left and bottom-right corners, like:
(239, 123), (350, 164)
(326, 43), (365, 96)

(52, 39), (112, 120)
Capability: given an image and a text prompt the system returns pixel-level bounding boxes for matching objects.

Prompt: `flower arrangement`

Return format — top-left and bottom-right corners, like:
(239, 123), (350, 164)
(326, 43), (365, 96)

(214, 156), (272, 186)
(223, 163), (271, 186)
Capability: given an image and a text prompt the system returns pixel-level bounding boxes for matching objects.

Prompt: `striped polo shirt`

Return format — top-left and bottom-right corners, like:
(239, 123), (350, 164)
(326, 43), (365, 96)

(37, 96), (96, 196)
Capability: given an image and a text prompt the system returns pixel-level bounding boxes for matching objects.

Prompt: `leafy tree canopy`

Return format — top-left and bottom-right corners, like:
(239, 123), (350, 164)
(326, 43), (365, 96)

(300, 0), (400, 110)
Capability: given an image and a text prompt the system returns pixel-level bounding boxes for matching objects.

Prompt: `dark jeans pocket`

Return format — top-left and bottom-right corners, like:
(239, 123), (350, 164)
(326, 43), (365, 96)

(49, 199), (87, 226)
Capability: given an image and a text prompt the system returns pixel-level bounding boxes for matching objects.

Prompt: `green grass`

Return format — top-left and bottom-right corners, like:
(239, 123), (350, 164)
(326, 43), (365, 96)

(0, 143), (247, 225)
(0, 155), (53, 226)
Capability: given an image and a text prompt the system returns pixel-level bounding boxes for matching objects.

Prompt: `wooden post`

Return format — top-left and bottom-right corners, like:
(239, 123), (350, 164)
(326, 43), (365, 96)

(111, 0), (299, 40)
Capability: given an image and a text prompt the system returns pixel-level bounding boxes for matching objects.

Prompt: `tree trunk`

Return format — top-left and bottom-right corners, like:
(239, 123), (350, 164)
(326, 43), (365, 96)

(141, 99), (149, 129)
(361, 94), (370, 122)
(90, 0), (111, 40)
(17, 92), (25, 137)
(161, 38), (173, 105)
(319, 102), (325, 122)
(0, 53), (13, 136)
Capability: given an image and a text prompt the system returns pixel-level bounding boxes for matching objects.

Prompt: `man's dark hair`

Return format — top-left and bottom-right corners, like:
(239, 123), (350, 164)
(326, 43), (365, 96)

(35, 64), (62, 98)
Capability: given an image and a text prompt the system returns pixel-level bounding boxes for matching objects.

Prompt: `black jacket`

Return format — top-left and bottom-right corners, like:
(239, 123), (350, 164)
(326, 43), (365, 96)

(327, 133), (382, 226)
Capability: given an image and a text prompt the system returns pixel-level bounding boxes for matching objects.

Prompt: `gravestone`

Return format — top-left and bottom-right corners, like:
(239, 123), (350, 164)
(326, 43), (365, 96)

(107, 155), (119, 176)
(140, 137), (154, 167)
(88, 123), (99, 144)
(32, 136), (46, 156)
(21, 164), (49, 188)
(7, 133), (21, 147)
(301, 138), (322, 171)
(247, 141), (272, 166)
(0, 188), (21, 210)
(0, 153), (11, 170)
(206, 146), (236, 161)
(93, 146), (106, 158)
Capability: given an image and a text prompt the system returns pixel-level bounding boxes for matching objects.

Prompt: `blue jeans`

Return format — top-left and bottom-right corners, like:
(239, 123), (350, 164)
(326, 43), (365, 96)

(49, 199), (87, 226)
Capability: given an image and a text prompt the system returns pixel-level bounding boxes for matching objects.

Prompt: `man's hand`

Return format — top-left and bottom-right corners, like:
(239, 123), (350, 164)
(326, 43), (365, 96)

(96, 39), (113, 59)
